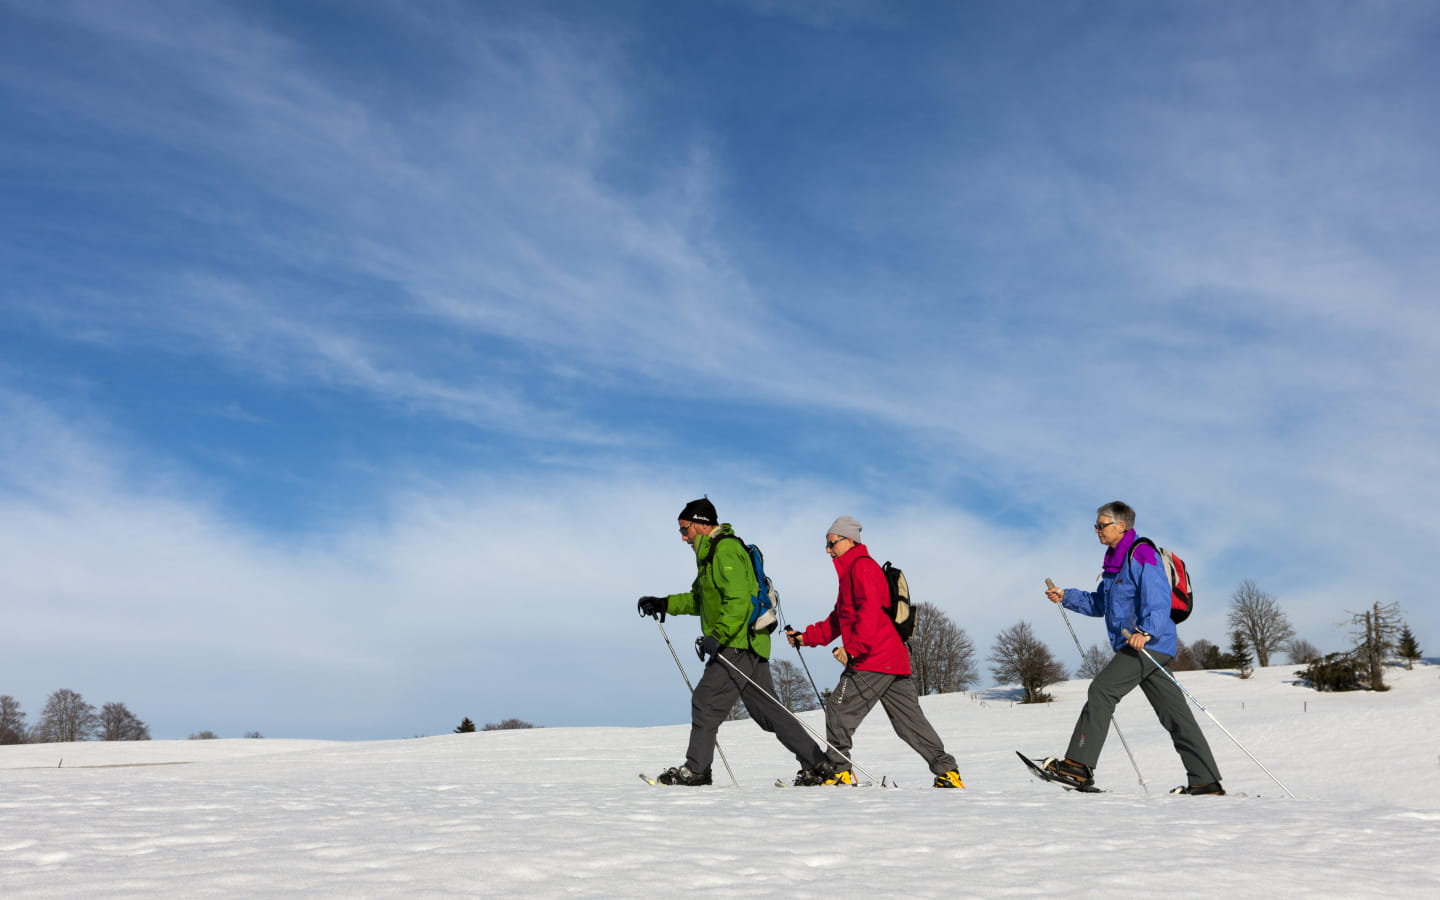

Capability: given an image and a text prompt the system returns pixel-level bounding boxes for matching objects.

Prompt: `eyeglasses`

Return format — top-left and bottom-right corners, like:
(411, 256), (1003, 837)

(678, 523), (692, 536)
(826, 538), (846, 549)
(1093, 521), (1121, 531)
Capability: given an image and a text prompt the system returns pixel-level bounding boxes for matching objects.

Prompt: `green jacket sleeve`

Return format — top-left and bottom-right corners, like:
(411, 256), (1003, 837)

(666, 591), (698, 616)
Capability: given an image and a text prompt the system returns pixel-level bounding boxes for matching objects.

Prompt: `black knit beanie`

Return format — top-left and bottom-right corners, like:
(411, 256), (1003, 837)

(678, 497), (718, 525)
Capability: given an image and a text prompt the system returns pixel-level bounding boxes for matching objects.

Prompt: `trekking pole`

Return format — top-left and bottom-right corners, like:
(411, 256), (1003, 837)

(776, 601), (826, 708)
(654, 619), (739, 788)
(1049, 578), (1150, 794)
(1137, 646), (1297, 799)
(789, 637), (827, 708)
(708, 648), (880, 785)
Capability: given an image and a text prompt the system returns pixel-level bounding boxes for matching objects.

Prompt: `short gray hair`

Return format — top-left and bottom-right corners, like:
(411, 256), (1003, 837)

(1096, 501), (1135, 530)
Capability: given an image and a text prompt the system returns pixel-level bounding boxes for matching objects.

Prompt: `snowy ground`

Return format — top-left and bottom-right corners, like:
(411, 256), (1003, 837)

(4, 663), (1439, 898)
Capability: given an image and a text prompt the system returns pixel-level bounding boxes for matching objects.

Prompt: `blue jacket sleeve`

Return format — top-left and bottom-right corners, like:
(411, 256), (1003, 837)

(1062, 587), (1103, 617)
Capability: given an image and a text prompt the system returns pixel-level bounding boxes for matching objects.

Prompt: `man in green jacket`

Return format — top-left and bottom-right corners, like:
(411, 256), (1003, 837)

(638, 497), (830, 786)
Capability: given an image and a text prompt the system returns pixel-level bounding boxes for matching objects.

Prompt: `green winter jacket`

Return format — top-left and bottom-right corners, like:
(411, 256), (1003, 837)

(666, 524), (771, 659)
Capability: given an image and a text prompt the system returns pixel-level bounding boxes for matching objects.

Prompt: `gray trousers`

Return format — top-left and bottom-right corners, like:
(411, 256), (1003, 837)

(825, 669), (958, 776)
(685, 648), (826, 774)
(1067, 648), (1222, 785)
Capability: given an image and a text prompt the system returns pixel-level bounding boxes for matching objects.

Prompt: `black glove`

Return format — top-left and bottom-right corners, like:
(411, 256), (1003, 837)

(695, 634), (721, 661)
(637, 596), (668, 621)
(785, 627), (804, 648)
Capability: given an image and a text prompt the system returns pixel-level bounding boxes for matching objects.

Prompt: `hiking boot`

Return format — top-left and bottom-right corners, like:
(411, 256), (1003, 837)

(1170, 782), (1225, 795)
(933, 770), (966, 789)
(1041, 757), (1094, 789)
(823, 769), (857, 786)
(792, 766), (829, 786)
(656, 765), (712, 786)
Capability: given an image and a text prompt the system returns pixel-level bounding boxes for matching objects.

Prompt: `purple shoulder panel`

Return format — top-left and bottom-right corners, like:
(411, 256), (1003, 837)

(1131, 542), (1161, 566)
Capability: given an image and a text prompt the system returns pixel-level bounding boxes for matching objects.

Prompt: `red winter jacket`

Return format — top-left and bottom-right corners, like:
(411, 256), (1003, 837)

(799, 543), (910, 676)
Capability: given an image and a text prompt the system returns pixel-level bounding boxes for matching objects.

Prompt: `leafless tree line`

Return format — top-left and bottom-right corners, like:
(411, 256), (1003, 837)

(1, 689), (150, 744)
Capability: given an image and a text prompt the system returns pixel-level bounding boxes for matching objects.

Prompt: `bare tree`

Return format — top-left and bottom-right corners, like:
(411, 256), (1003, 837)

(188, 731), (220, 740)
(32, 689), (100, 743)
(1189, 638), (1222, 669)
(1076, 643), (1111, 679)
(772, 659), (821, 712)
(100, 702), (151, 741)
(1286, 638), (1322, 665)
(1171, 639), (1199, 671)
(0, 695), (27, 745)
(908, 602), (978, 695)
(989, 621), (1067, 703)
(1227, 580), (1295, 668)
(1347, 601), (1403, 690)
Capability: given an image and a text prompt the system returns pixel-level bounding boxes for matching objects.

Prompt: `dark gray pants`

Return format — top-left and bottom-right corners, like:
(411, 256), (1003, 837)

(825, 670), (958, 776)
(685, 648), (826, 774)
(1067, 648), (1222, 786)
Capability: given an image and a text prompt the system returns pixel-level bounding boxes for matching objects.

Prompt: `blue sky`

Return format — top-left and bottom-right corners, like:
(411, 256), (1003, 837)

(3, 0), (1437, 740)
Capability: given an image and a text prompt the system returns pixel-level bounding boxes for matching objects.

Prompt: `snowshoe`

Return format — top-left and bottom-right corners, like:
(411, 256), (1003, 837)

(1016, 752), (1104, 793)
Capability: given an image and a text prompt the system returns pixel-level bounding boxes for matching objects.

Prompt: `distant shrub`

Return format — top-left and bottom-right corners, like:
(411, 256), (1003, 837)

(1295, 653), (1363, 692)
(188, 730), (220, 740)
(482, 718), (538, 731)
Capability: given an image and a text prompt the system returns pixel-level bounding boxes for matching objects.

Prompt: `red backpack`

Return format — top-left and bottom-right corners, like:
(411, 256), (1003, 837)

(1128, 537), (1194, 623)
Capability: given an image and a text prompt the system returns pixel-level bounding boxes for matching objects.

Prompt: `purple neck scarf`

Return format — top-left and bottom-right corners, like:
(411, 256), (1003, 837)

(1102, 529), (1138, 574)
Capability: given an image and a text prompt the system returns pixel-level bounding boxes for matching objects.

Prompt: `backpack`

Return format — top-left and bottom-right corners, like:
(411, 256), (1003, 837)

(881, 561), (917, 643)
(704, 534), (779, 635)
(1127, 537), (1193, 623)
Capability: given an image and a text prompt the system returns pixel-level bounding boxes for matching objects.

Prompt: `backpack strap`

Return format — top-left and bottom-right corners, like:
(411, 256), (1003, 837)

(1122, 536), (1157, 575)
(699, 531), (743, 568)
(699, 532), (759, 651)
(1122, 536), (1169, 624)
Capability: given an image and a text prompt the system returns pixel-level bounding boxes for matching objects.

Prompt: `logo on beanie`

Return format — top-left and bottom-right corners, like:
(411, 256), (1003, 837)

(679, 497), (717, 525)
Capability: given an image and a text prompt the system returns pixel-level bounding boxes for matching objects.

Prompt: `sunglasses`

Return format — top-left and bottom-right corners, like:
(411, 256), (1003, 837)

(1094, 521), (1120, 531)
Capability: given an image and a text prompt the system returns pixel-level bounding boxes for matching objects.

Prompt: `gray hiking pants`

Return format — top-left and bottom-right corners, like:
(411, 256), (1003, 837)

(1067, 648), (1222, 786)
(825, 669), (958, 776)
(686, 647), (827, 775)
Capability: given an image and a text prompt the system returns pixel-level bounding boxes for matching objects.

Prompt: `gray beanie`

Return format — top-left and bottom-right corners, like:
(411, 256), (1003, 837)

(827, 516), (862, 542)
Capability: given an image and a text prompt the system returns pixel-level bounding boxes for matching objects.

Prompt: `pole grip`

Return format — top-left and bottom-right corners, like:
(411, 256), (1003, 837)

(1045, 578), (1057, 590)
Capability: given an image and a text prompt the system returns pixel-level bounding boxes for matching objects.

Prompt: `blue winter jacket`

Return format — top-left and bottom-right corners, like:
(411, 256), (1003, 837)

(1062, 529), (1178, 656)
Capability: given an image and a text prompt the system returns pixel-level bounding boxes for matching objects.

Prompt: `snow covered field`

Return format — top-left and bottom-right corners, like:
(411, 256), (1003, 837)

(4, 663), (1438, 898)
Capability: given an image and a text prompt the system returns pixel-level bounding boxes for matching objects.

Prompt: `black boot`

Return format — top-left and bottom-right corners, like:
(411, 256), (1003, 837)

(1169, 782), (1225, 795)
(656, 765), (712, 786)
(1041, 757), (1095, 789)
(792, 765), (829, 786)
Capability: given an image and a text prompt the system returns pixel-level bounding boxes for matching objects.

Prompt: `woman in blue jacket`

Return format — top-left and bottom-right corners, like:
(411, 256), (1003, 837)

(1042, 501), (1224, 795)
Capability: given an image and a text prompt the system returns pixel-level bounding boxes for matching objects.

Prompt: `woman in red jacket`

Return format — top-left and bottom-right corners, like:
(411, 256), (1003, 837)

(788, 516), (966, 788)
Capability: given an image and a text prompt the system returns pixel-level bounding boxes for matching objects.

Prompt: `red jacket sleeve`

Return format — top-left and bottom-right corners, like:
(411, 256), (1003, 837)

(802, 609), (840, 648)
